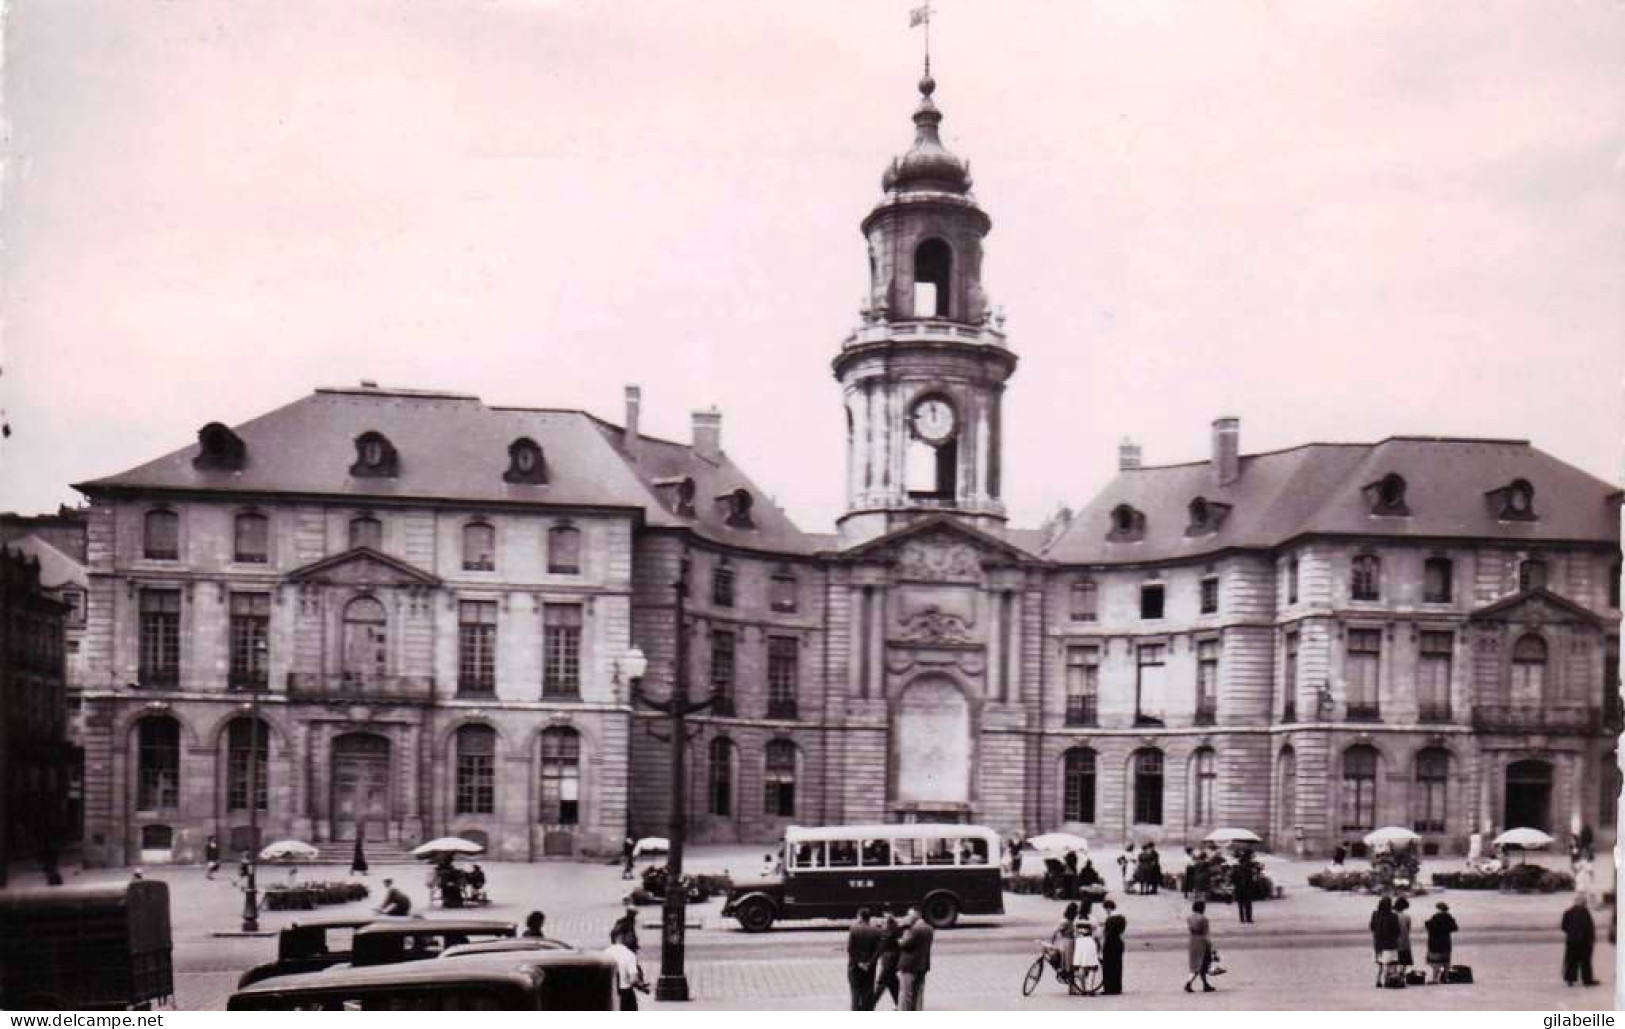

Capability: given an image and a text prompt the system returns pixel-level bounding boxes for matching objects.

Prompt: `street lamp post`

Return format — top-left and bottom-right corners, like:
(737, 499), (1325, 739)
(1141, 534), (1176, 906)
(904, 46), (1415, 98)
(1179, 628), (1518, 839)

(240, 640), (266, 933)
(633, 553), (711, 1003)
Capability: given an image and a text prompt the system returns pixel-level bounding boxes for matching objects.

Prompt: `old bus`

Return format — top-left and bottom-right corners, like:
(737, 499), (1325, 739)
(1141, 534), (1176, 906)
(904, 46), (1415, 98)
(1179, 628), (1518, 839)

(721, 823), (1003, 932)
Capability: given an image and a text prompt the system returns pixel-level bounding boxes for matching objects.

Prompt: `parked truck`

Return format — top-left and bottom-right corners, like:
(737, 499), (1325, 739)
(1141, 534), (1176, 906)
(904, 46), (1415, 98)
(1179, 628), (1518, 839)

(0, 880), (173, 1010)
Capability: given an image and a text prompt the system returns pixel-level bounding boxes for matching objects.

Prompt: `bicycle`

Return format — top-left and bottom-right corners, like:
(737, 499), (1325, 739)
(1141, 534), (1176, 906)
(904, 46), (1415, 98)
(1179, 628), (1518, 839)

(1021, 941), (1101, 997)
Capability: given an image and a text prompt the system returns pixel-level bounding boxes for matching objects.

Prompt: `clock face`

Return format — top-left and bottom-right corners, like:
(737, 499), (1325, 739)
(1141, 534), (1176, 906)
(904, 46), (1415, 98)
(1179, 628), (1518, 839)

(912, 397), (957, 444)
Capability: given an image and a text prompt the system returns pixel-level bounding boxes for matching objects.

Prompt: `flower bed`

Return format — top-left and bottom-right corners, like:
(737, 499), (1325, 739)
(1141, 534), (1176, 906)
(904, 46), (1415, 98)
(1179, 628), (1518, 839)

(1308, 870), (1377, 892)
(1432, 866), (1575, 892)
(262, 881), (370, 910)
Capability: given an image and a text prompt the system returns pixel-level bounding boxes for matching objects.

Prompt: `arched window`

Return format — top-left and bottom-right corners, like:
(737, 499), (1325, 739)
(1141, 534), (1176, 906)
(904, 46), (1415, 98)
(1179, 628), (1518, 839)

(348, 515), (382, 551)
(1191, 747), (1217, 825)
(913, 238), (952, 318)
(1424, 557), (1453, 603)
(1132, 749), (1164, 825)
(1414, 748), (1450, 833)
(143, 509), (179, 561)
(462, 522), (496, 571)
(708, 737), (734, 817)
(548, 524), (582, 575)
(233, 512), (269, 564)
(1510, 633), (1548, 705)
(1341, 745), (1379, 832)
(1063, 748), (1097, 823)
(711, 561), (735, 608)
(341, 596), (388, 682)
(764, 740), (797, 817)
(539, 726), (581, 825)
(1351, 553), (1380, 601)
(1519, 557), (1548, 592)
(1069, 580), (1098, 622)
(136, 716), (180, 811)
(226, 717), (269, 812)
(454, 725), (496, 815)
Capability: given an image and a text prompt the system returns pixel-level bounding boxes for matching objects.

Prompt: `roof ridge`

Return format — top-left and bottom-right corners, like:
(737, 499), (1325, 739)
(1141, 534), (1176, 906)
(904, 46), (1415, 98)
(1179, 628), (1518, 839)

(315, 386), (480, 401)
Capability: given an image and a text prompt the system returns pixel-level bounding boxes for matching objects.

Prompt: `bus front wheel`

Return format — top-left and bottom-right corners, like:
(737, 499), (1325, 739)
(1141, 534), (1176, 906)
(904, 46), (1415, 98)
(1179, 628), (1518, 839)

(736, 898), (776, 933)
(922, 893), (960, 929)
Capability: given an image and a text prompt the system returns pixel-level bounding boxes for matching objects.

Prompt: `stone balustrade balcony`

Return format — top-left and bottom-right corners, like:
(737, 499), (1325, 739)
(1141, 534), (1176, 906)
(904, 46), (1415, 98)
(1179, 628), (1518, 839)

(285, 671), (435, 706)
(1471, 704), (1599, 734)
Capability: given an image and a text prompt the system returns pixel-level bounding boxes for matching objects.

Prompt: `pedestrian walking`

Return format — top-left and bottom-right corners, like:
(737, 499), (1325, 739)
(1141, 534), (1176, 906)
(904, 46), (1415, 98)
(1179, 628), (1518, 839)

(375, 878), (412, 916)
(1100, 900), (1127, 995)
(1370, 896), (1401, 986)
(606, 929), (647, 1010)
(204, 835), (221, 880)
(897, 906), (935, 1011)
(1561, 894), (1600, 987)
(613, 906), (640, 953)
(1331, 842), (1347, 868)
(1394, 897), (1414, 972)
(622, 835), (637, 880)
(846, 908), (883, 1010)
(1232, 850), (1257, 924)
(1424, 902), (1457, 983)
(349, 836), (369, 877)
(867, 913), (903, 1009)
(1184, 900), (1216, 993)
(1579, 824), (1595, 862)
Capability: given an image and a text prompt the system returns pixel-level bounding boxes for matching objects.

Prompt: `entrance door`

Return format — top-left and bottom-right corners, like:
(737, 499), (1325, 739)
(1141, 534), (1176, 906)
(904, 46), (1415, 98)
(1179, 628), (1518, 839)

(332, 733), (392, 842)
(894, 677), (971, 809)
(1504, 759), (1553, 832)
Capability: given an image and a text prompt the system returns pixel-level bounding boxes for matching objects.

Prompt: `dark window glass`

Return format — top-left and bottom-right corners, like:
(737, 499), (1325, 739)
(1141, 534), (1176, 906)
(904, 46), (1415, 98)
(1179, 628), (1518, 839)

(767, 637), (798, 720)
(136, 717), (180, 811)
(1064, 646), (1099, 726)
(229, 593), (270, 689)
(1132, 749), (1163, 825)
(539, 727), (581, 825)
(769, 572), (798, 613)
(1139, 583), (1165, 619)
(1282, 632), (1299, 723)
(1346, 628), (1381, 719)
(1196, 640), (1219, 724)
(543, 604), (583, 697)
(1200, 576), (1219, 615)
(234, 513), (269, 563)
(1341, 745), (1378, 831)
(226, 717), (269, 812)
(1418, 631), (1452, 721)
(462, 523), (496, 571)
(1351, 554), (1380, 601)
(548, 525), (581, 574)
(454, 725), (496, 815)
(1519, 557), (1548, 592)
(1287, 557), (1299, 605)
(458, 600), (498, 694)
(143, 509), (179, 560)
(1192, 748), (1217, 824)
(349, 516), (382, 551)
(1063, 748), (1096, 823)
(712, 564), (735, 607)
(139, 589), (181, 686)
(709, 631), (736, 713)
(1070, 580), (1098, 622)
(763, 740), (796, 817)
(708, 737), (733, 817)
(1423, 557), (1453, 603)
(1414, 748), (1449, 833)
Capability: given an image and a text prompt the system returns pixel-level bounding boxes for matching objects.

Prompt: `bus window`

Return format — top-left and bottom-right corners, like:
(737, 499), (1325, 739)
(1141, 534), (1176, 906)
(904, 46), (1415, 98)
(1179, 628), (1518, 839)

(792, 841), (825, 870)
(829, 840), (859, 867)
(892, 839), (923, 866)
(957, 838), (989, 865)
(860, 839), (892, 867)
(925, 838), (955, 865)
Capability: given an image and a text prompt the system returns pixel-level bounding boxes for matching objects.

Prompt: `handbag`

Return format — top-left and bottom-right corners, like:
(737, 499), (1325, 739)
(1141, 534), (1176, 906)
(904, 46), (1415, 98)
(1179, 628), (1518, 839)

(1207, 948), (1228, 976)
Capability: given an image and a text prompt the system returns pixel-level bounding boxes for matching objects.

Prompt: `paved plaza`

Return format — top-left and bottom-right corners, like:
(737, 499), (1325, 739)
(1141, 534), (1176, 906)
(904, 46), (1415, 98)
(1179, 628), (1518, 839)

(6, 848), (1615, 1010)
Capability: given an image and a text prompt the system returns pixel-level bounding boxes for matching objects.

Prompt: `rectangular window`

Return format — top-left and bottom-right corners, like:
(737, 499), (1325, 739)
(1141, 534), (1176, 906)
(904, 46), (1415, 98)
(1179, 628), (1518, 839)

(1424, 558), (1453, 604)
(228, 593), (270, 690)
(1283, 632), (1299, 723)
(1135, 643), (1166, 726)
(1417, 631), (1453, 721)
(1196, 639), (1219, 724)
(539, 731), (581, 825)
(1288, 557), (1299, 605)
(709, 630), (736, 715)
(1140, 583), (1165, 620)
(542, 603), (583, 697)
(770, 573), (798, 613)
(455, 741), (495, 815)
(1200, 576), (1219, 615)
(1064, 645), (1100, 726)
(1070, 580), (1098, 622)
(712, 566), (735, 608)
(226, 722), (269, 812)
(138, 589), (181, 686)
(234, 514), (269, 564)
(458, 600), (498, 695)
(767, 636), (799, 720)
(1415, 754), (1448, 834)
(1341, 768), (1377, 831)
(1345, 628), (1382, 720)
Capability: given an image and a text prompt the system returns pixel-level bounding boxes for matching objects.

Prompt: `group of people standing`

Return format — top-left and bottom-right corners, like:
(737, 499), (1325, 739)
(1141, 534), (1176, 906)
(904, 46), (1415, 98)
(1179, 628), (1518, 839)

(845, 906), (936, 1010)
(1369, 895), (1461, 985)
(1047, 898), (1129, 995)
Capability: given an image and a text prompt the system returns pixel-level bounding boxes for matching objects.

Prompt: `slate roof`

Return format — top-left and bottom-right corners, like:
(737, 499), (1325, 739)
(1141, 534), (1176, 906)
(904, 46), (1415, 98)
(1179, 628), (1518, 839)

(1044, 436), (1622, 565)
(74, 385), (822, 554)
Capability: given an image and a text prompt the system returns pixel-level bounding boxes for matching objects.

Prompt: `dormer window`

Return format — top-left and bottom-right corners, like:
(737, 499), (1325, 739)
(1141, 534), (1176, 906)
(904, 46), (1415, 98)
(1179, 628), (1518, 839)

(1185, 496), (1232, 536)
(654, 476), (698, 518)
(1364, 473), (1410, 516)
(193, 422), (246, 471)
(1107, 504), (1146, 543)
(504, 437), (548, 485)
(721, 489), (756, 530)
(351, 431), (399, 478)
(1488, 478), (1537, 521)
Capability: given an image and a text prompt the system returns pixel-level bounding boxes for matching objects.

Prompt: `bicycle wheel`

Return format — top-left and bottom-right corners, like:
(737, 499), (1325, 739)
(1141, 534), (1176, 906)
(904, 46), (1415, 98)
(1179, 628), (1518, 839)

(1022, 956), (1046, 997)
(1071, 966), (1101, 996)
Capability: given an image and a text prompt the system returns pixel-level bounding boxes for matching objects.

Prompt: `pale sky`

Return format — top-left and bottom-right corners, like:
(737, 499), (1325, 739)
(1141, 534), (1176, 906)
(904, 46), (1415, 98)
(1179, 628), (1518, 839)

(4, 1), (1623, 530)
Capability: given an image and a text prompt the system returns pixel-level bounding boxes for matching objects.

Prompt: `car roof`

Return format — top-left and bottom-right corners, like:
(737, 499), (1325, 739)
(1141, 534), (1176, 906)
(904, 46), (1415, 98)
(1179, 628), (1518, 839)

(440, 938), (575, 959)
(233, 950), (615, 996)
(353, 919), (515, 937)
(285, 917), (376, 932)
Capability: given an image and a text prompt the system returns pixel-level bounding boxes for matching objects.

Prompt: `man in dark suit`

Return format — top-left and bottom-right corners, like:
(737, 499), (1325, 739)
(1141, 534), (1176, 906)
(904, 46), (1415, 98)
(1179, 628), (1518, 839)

(1100, 899), (1127, 995)
(1561, 894), (1600, 986)
(846, 907), (883, 1009)
(897, 907), (935, 1010)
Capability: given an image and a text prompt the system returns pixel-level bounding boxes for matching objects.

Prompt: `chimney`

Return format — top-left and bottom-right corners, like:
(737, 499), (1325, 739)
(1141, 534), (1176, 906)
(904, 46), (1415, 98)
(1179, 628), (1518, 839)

(1118, 437), (1142, 471)
(1212, 416), (1240, 486)
(623, 385), (642, 456)
(692, 406), (723, 463)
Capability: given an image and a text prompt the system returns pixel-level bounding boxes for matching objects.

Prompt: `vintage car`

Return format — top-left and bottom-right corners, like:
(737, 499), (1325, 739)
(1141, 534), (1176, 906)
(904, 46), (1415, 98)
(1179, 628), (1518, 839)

(226, 951), (620, 1010)
(237, 916), (377, 988)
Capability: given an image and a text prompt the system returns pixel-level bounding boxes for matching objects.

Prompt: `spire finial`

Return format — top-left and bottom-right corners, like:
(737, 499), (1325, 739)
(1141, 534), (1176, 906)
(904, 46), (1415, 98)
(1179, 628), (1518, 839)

(909, 3), (934, 79)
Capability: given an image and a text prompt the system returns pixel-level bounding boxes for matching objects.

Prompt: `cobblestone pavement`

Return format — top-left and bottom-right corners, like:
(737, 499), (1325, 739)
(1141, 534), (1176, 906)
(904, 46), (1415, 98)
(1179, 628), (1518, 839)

(9, 848), (1615, 1010)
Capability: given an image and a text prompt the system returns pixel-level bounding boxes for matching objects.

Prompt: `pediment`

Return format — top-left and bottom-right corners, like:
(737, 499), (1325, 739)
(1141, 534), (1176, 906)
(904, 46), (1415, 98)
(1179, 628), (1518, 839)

(285, 547), (440, 587)
(838, 516), (1037, 582)
(1468, 587), (1601, 628)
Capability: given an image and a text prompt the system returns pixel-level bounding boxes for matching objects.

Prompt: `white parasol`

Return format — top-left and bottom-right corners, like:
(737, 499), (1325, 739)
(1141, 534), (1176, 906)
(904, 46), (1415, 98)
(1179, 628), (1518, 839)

(259, 839), (319, 862)
(412, 837), (486, 859)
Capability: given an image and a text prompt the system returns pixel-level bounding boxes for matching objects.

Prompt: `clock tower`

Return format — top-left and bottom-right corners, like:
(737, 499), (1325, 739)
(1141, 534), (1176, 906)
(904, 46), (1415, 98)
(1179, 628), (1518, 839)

(835, 72), (1017, 546)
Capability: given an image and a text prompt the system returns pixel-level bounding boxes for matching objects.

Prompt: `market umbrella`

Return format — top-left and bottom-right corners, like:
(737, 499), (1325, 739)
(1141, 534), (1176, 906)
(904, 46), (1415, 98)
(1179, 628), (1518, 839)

(633, 837), (670, 857)
(1362, 826), (1421, 849)
(1026, 832), (1091, 856)
(1492, 828), (1554, 849)
(259, 839), (319, 862)
(1204, 828), (1263, 845)
(412, 837), (486, 859)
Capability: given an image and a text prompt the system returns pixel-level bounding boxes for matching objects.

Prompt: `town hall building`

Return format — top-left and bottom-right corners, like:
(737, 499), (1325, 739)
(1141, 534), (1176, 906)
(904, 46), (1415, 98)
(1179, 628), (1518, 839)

(68, 72), (1621, 867)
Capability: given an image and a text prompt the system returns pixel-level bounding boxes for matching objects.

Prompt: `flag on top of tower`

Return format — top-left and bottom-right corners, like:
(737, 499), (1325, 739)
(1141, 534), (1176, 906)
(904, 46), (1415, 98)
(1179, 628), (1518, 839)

(909, 3), (933, 28)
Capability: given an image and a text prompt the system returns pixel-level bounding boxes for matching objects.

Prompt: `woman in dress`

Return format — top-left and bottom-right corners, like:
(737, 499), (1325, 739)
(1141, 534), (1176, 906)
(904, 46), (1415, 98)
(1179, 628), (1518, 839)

(1369, 896), (1401, 986)
(1050, 902), (1079, 971)
(1072, 920), (1101, 991)
(1424, 902), (1458, 984)
(1184, 900), (1216, 993)
(1393, 897), (1414, 974)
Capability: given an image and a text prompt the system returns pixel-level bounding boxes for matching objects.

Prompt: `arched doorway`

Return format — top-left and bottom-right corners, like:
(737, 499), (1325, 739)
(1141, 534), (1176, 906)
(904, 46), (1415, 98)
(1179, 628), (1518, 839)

(1504, 759), (1554, 832)
(894, 677), (971, 819)
(332, 732), (392, 842)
